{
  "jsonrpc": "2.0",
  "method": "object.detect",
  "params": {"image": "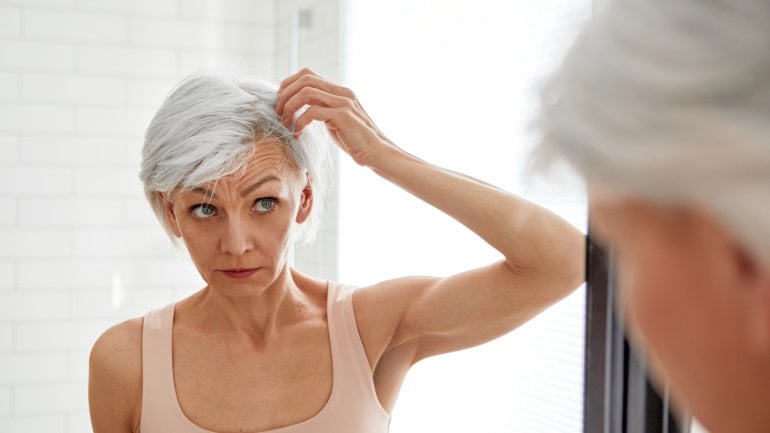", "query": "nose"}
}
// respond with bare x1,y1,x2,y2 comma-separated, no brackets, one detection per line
220,215,253,256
